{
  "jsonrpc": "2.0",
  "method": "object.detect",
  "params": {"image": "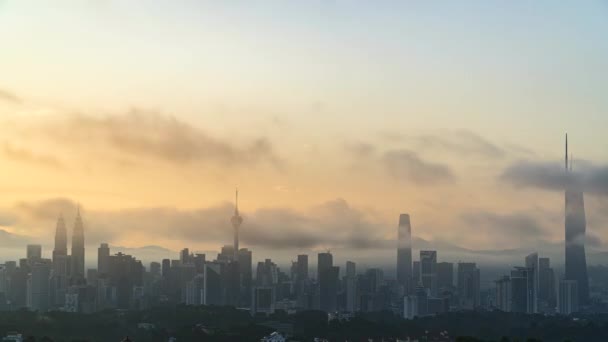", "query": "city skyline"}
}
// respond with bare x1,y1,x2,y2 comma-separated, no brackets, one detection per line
0,1,607,269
